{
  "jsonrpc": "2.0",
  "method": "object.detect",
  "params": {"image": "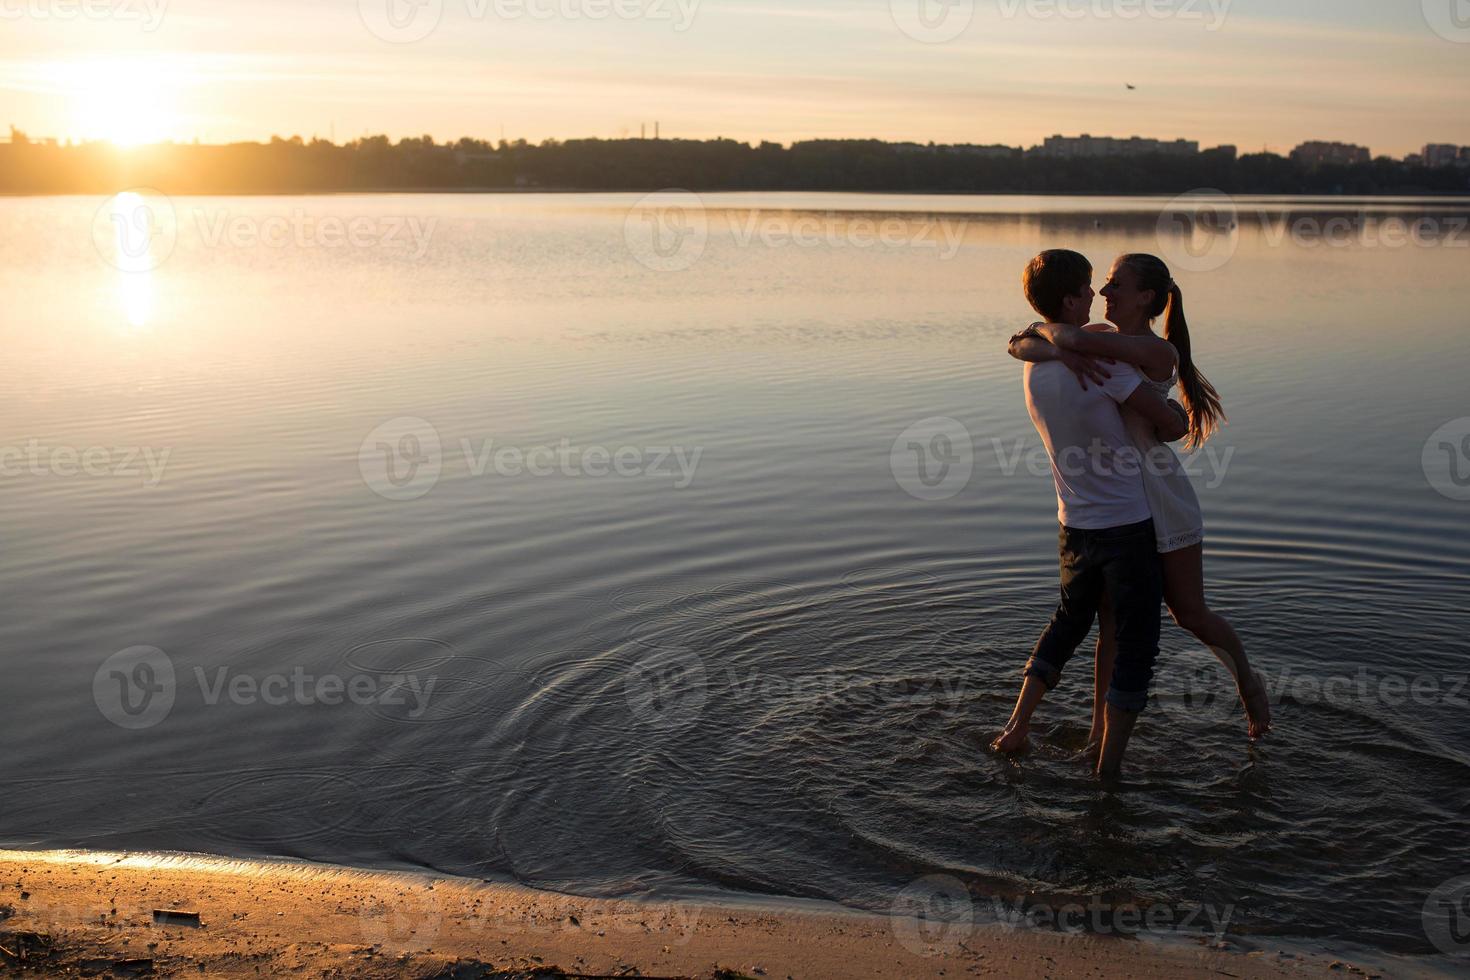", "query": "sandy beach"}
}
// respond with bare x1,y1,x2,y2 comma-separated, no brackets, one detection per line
0,848,1411,979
